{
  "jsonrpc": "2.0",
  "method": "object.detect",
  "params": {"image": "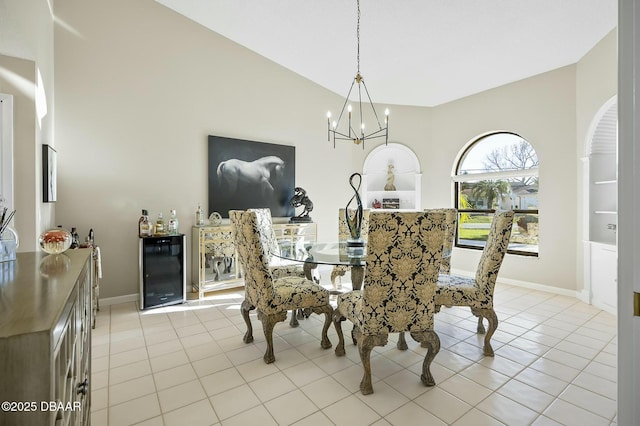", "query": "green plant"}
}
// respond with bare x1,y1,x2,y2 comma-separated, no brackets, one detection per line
470,180,510,209
458,194,472,223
